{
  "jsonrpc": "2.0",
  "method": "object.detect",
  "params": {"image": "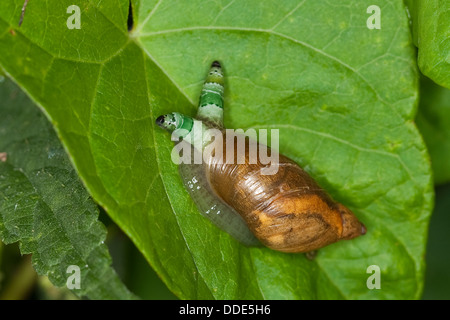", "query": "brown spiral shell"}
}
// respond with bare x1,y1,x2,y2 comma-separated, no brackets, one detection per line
205,131,366,253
